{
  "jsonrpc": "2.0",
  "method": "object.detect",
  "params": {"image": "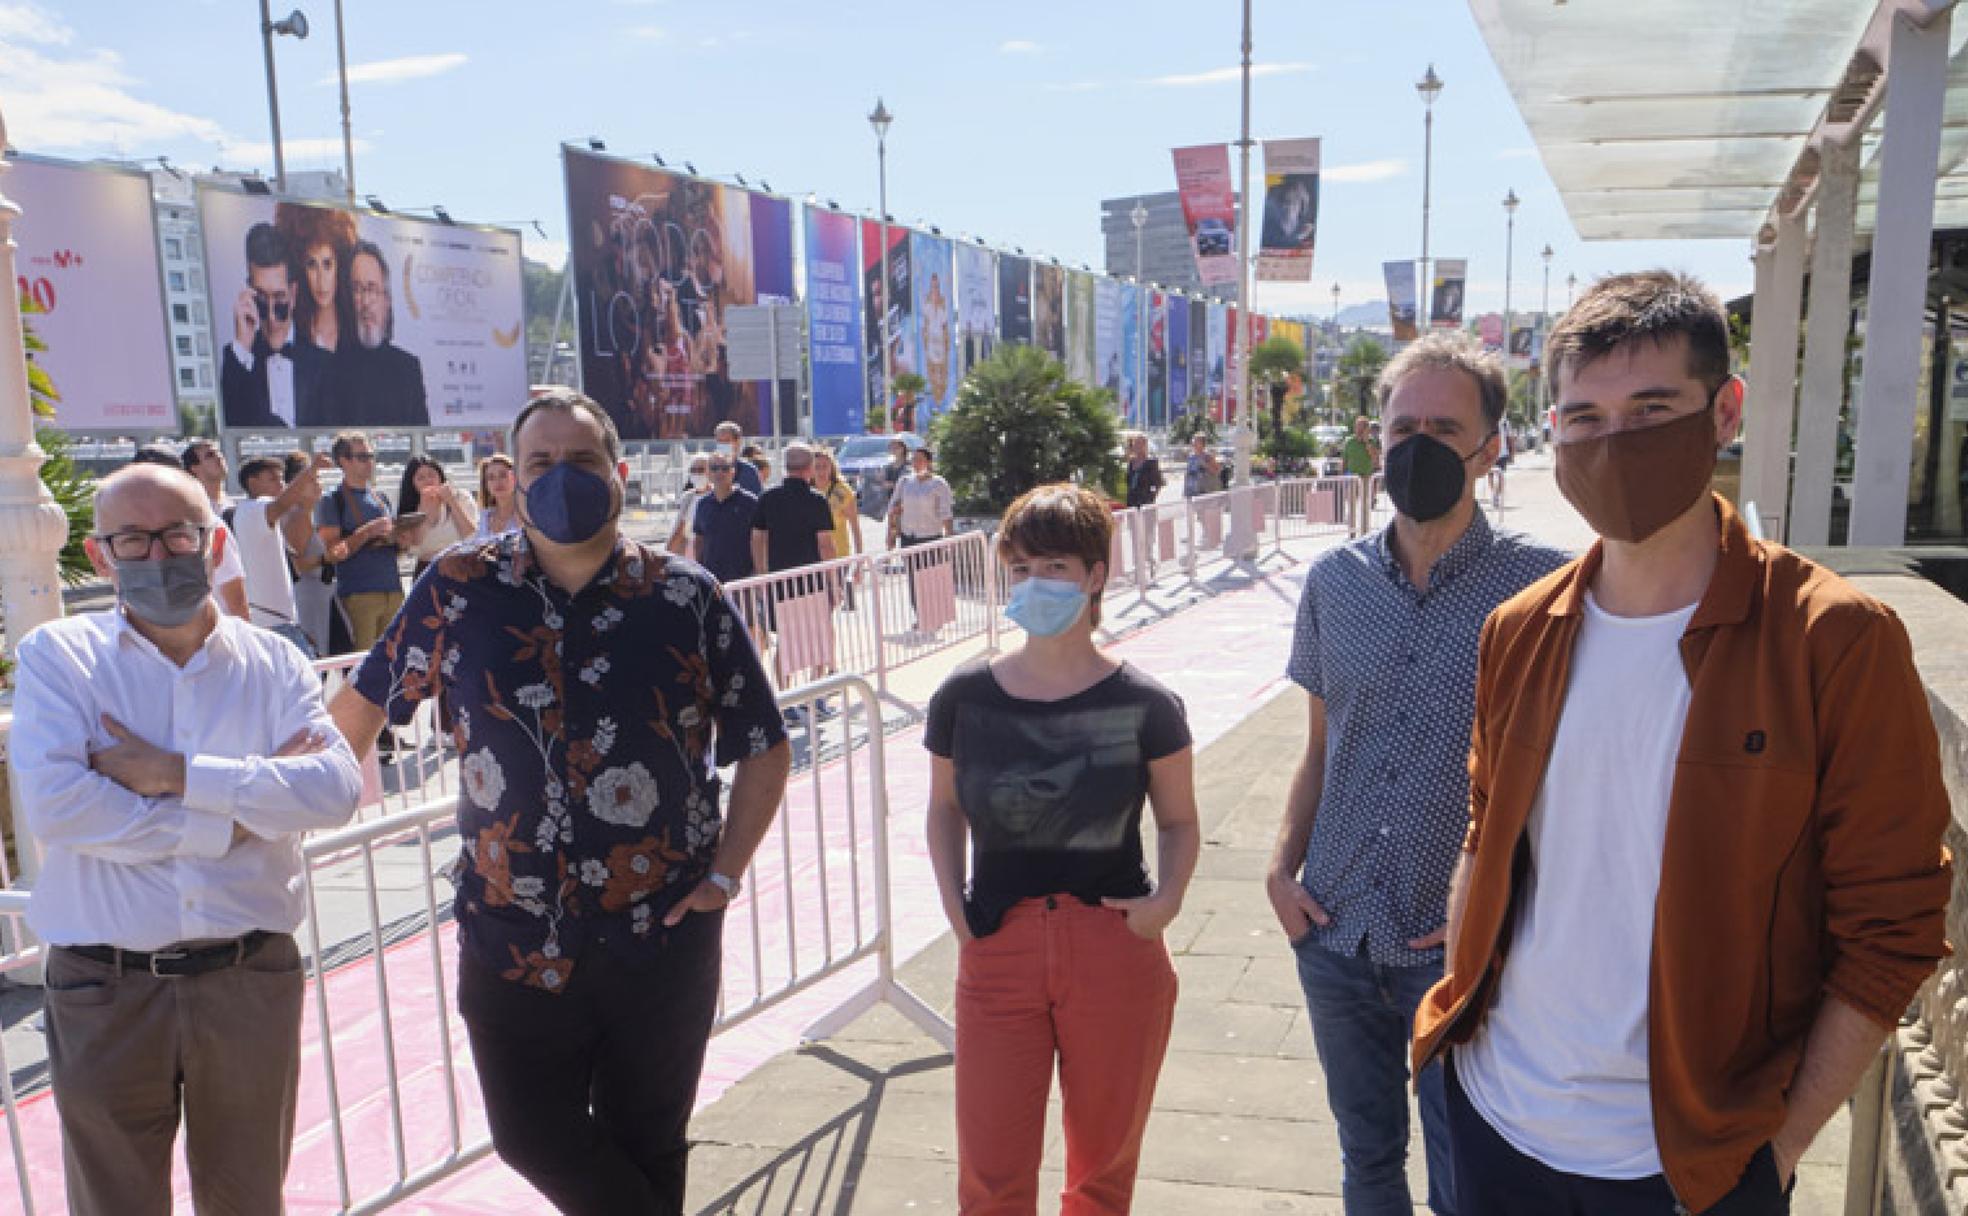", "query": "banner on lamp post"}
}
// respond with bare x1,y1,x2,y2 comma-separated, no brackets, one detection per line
1170,144,1238,286
1430,258,1468,328
1257,138,1320,283
1384,260,1419,341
